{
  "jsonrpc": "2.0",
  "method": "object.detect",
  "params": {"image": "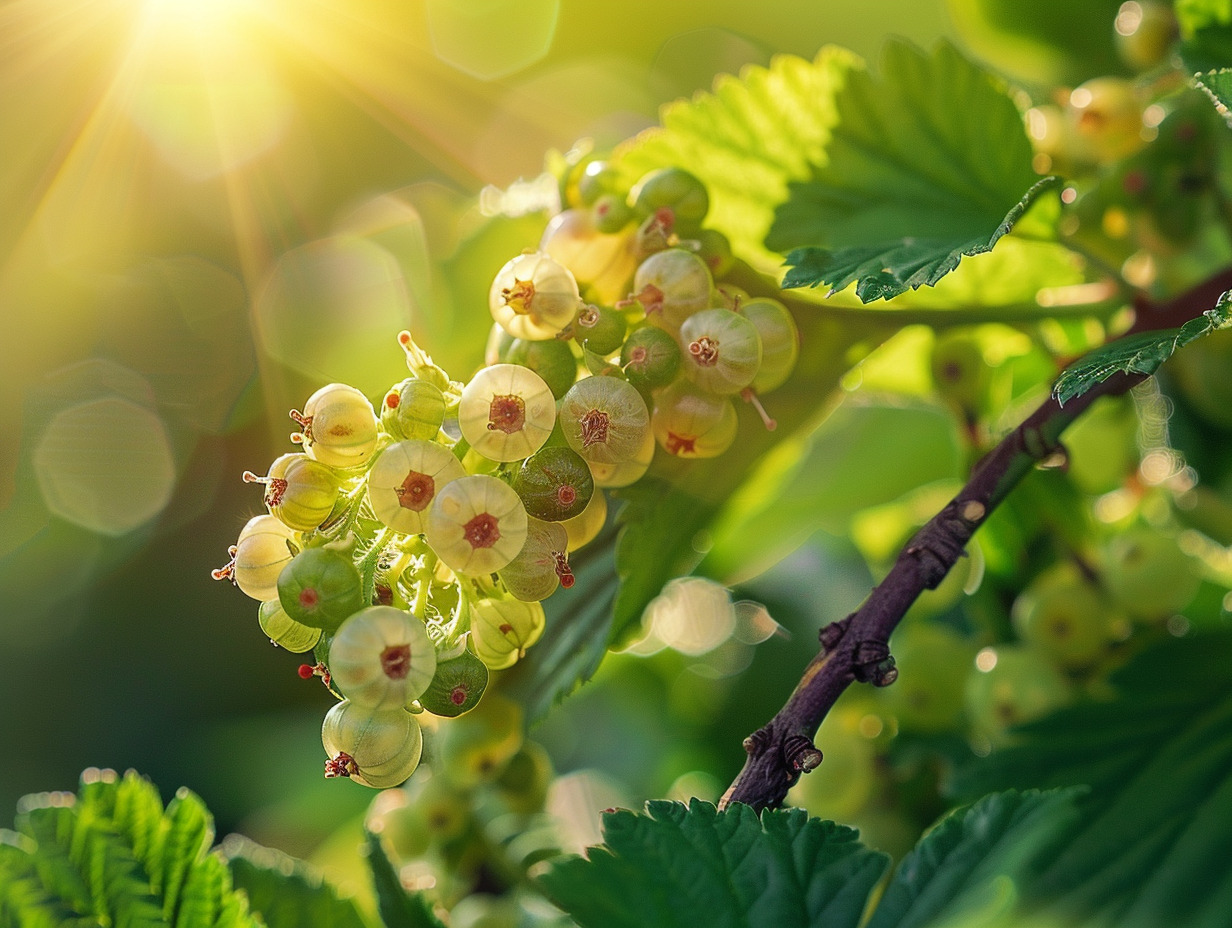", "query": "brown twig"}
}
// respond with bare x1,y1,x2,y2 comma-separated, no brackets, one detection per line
719,269,1230,813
